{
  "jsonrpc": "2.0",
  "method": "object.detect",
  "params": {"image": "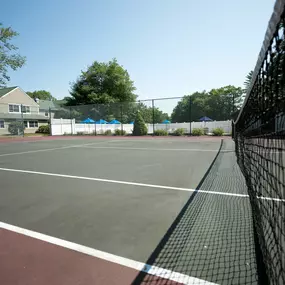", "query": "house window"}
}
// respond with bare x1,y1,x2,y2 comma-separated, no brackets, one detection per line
45,111,49,117
22,106,31,113
0,120,4,128
9,104,20,113
24,121,28,128
29,121,38,128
